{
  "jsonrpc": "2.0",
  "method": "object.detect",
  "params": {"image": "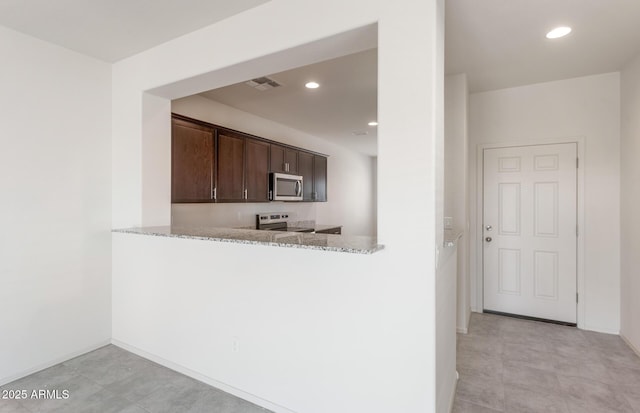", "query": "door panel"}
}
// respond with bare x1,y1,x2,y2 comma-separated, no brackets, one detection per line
499,183,520,235
245,138,270,202
534,182,558,236
270,144,286,173
483,143,577,323
534,251,558,299
498,248,521,295
298,151,314,201
285,149,298,174
217,132,245,201
171,119,214,202
313,155,327,202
